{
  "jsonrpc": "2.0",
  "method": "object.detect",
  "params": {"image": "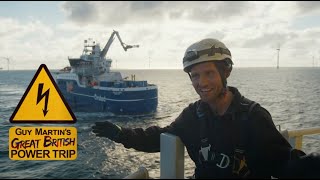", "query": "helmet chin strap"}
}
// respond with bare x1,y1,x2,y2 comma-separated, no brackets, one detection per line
217,66,228,98
219,86,228,97
187,72,192,80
